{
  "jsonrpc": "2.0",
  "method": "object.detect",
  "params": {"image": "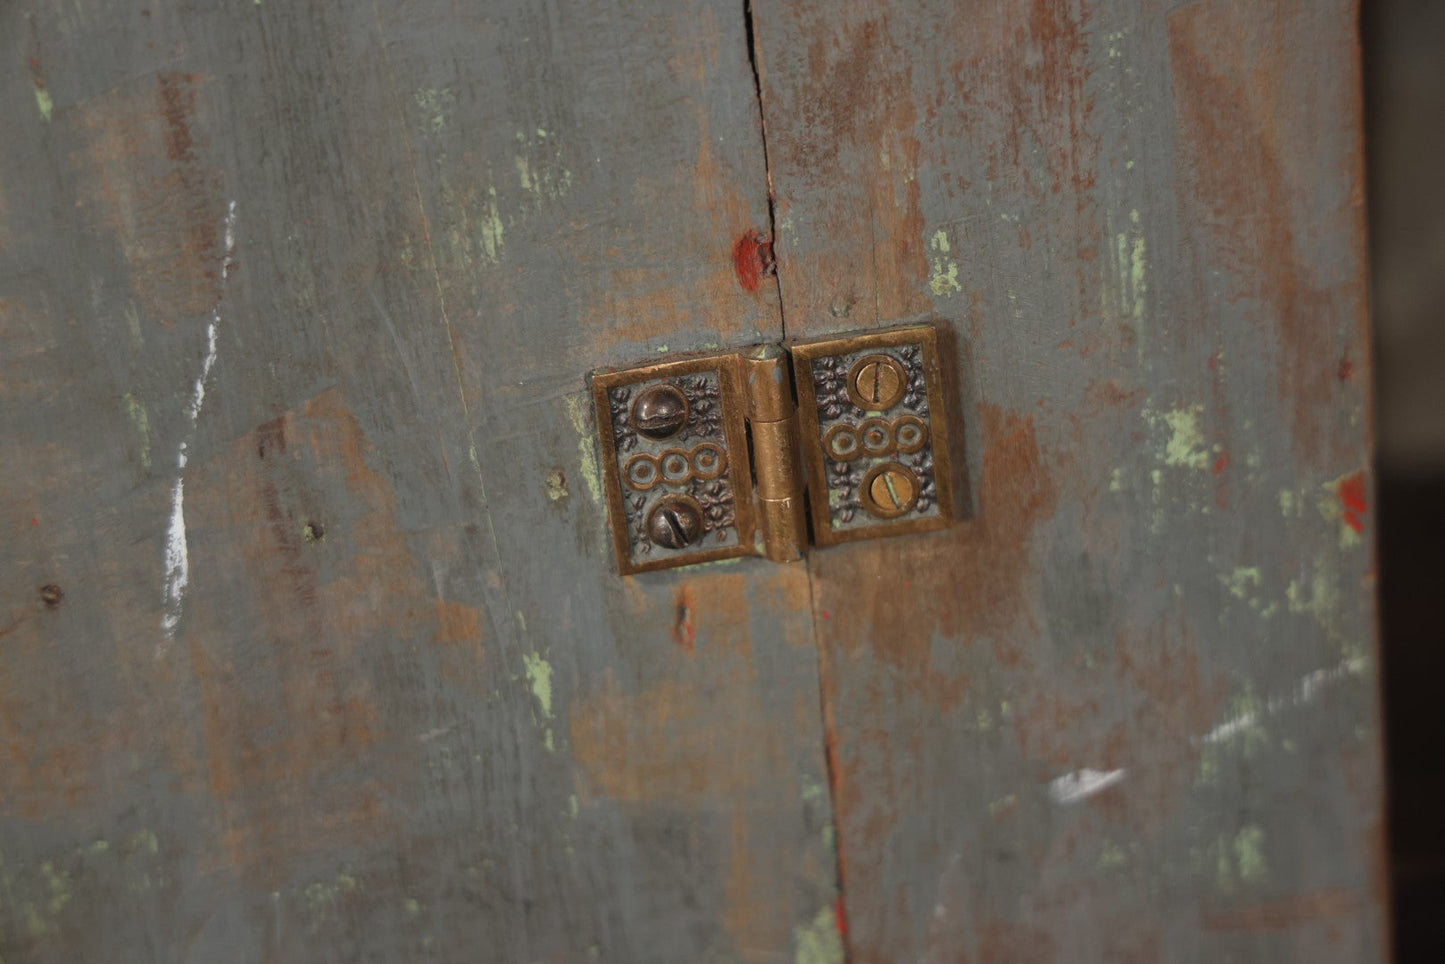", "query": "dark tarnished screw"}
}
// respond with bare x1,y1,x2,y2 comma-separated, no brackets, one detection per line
632,384,689,440
646,497,704,550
